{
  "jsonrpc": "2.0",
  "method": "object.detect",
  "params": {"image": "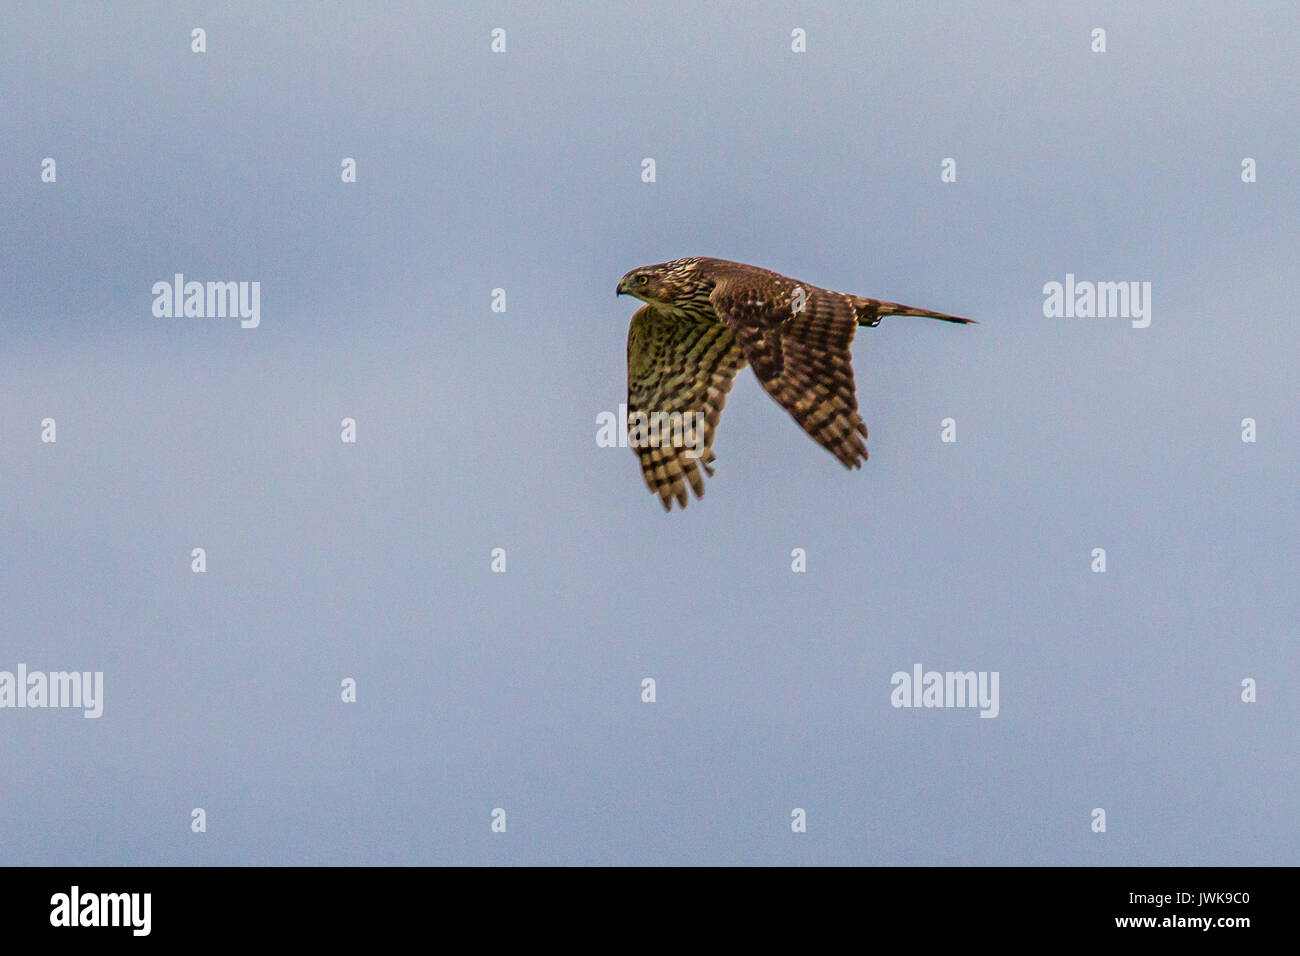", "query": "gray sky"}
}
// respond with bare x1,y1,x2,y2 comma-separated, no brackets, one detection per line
1,1,1296,865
